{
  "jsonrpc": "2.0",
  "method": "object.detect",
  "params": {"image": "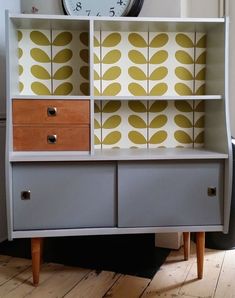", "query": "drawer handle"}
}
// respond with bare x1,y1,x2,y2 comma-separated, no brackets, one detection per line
47,134,57,144
47,107,57,117
21,190,31,200
208,187,216,197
